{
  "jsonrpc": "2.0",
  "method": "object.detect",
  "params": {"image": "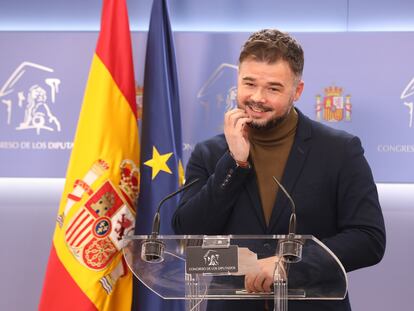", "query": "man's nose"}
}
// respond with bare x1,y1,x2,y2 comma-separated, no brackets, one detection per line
250,88,265,102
